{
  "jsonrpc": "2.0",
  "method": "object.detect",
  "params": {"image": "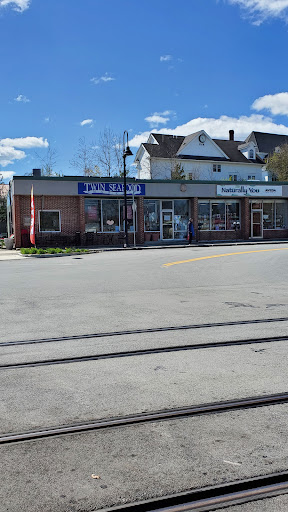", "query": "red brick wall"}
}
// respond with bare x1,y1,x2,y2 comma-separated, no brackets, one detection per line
15,195,81,248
